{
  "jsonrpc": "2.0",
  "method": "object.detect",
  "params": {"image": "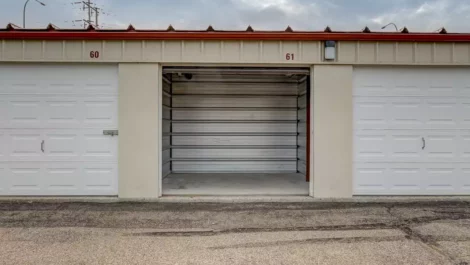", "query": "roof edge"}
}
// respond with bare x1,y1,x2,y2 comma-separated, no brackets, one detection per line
1,31,470,42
